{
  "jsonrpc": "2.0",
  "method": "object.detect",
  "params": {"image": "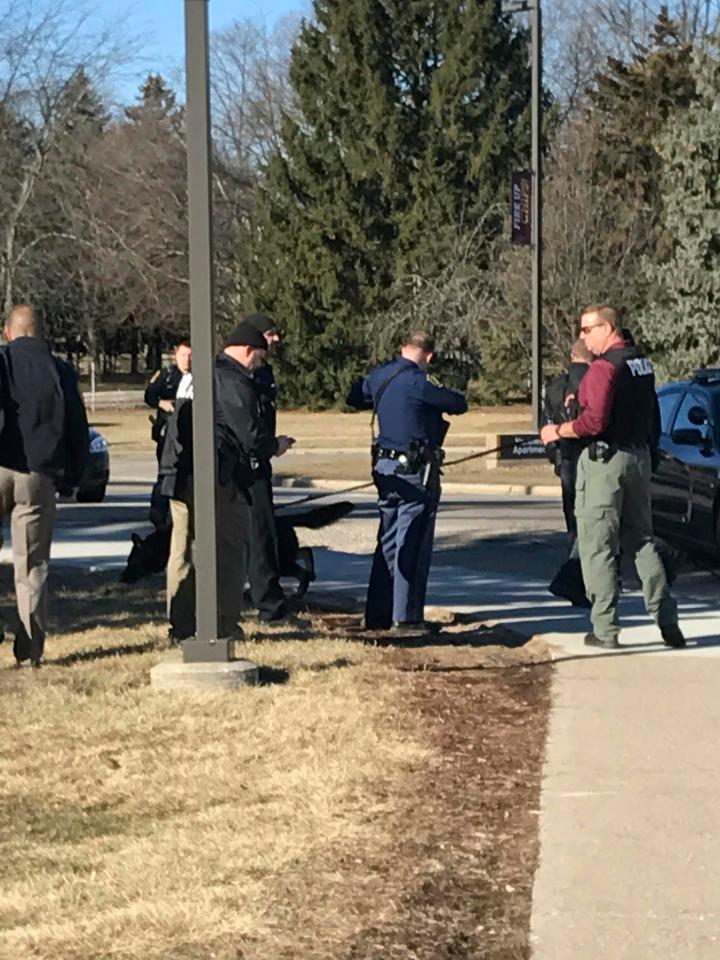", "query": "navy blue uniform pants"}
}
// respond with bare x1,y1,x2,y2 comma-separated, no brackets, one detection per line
365,459,439,629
